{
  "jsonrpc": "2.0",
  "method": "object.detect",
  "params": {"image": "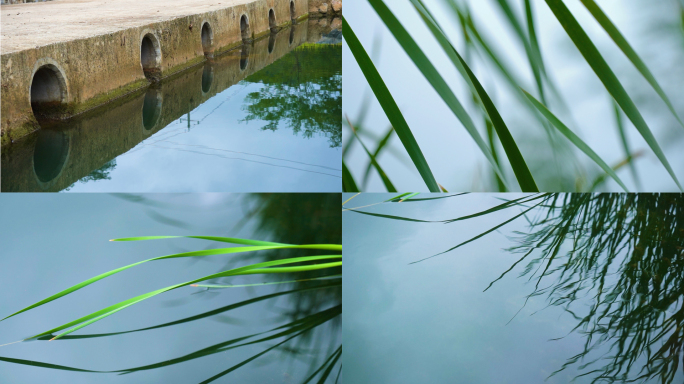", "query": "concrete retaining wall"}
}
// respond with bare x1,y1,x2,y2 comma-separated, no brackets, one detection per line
1,21,336,192
0,0,312,146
